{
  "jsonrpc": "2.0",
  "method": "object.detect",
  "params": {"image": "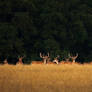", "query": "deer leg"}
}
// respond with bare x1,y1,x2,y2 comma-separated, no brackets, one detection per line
56,60,59,64
56,61,59,64
44,59,47,64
